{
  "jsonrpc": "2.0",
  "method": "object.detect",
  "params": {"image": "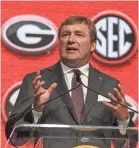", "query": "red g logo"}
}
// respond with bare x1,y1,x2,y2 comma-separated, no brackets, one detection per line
2,15,58,55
